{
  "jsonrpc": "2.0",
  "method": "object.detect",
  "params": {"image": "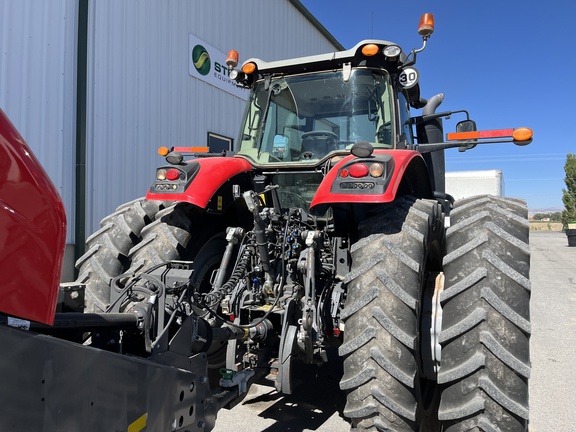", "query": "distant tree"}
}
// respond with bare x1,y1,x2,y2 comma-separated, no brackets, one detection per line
533,212,561,221
562,153,576,226
551,212,562,222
